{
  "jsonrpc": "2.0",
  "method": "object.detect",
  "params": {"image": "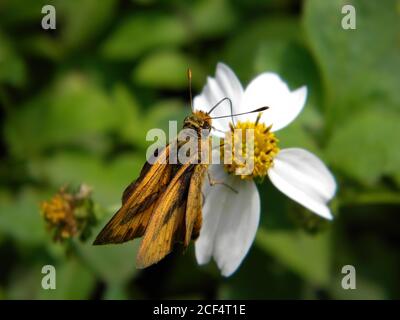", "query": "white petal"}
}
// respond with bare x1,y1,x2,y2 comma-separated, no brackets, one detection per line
195,164,231,265
195,165,260,277
268,148,336,220
214,63,244,111
213,178,260,276
241,73,307,131
193,63,243,133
